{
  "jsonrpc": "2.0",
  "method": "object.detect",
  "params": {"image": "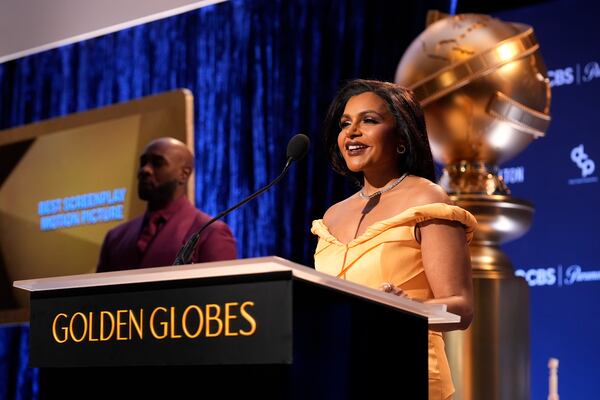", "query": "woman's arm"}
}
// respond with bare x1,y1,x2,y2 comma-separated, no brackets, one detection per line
419,218,474,331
